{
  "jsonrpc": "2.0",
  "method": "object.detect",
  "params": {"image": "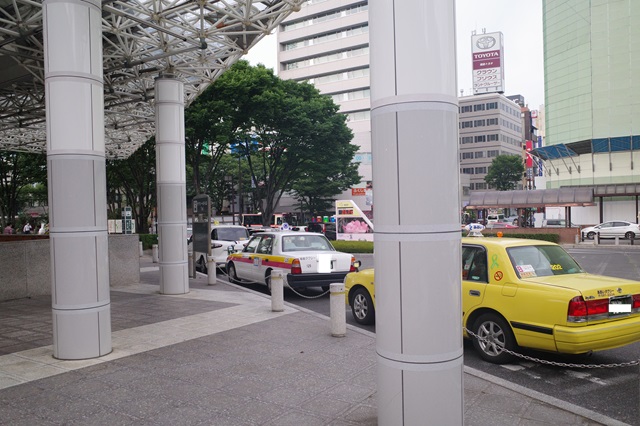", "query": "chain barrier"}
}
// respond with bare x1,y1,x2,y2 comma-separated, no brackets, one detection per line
212,264,331,299
464,327,640,369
